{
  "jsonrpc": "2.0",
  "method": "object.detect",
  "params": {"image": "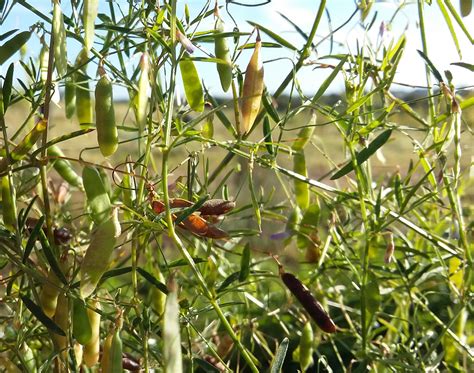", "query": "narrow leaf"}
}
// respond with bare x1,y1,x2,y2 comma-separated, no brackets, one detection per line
331,130,392,180
239,244,251,282
2,63,14,110
20,295,66,336
38,230,67,285
247,21,297,50
137,267,169,294
270,337,289,373
417,50,443,82
0,31,30,65
23,216,45,263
